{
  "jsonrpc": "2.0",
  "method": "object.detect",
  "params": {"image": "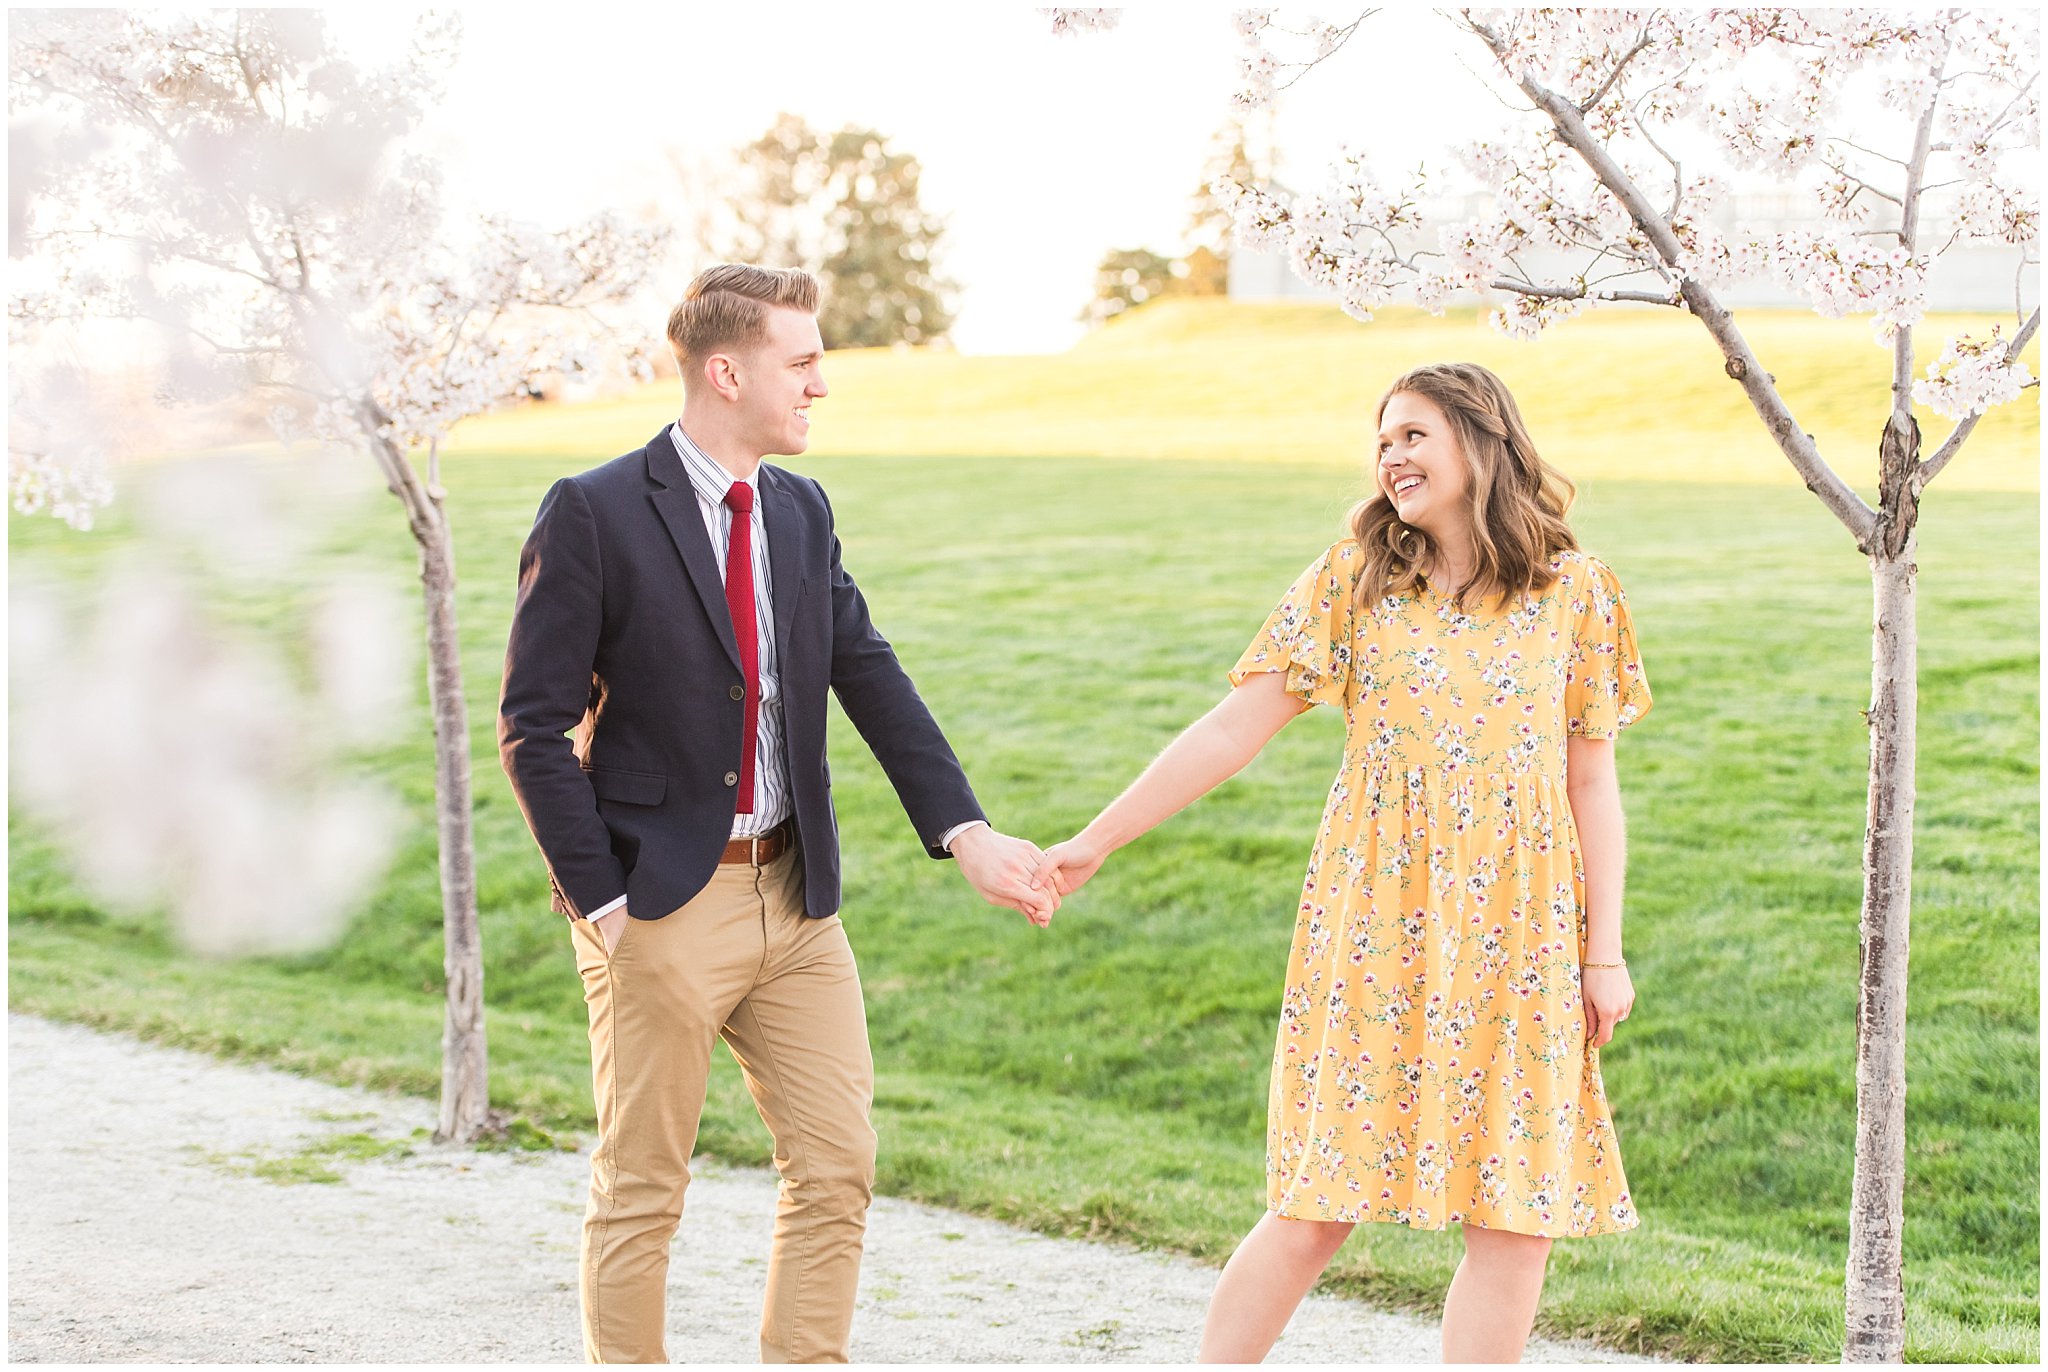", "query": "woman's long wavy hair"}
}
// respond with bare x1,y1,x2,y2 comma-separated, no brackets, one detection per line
1352,362,1579,611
